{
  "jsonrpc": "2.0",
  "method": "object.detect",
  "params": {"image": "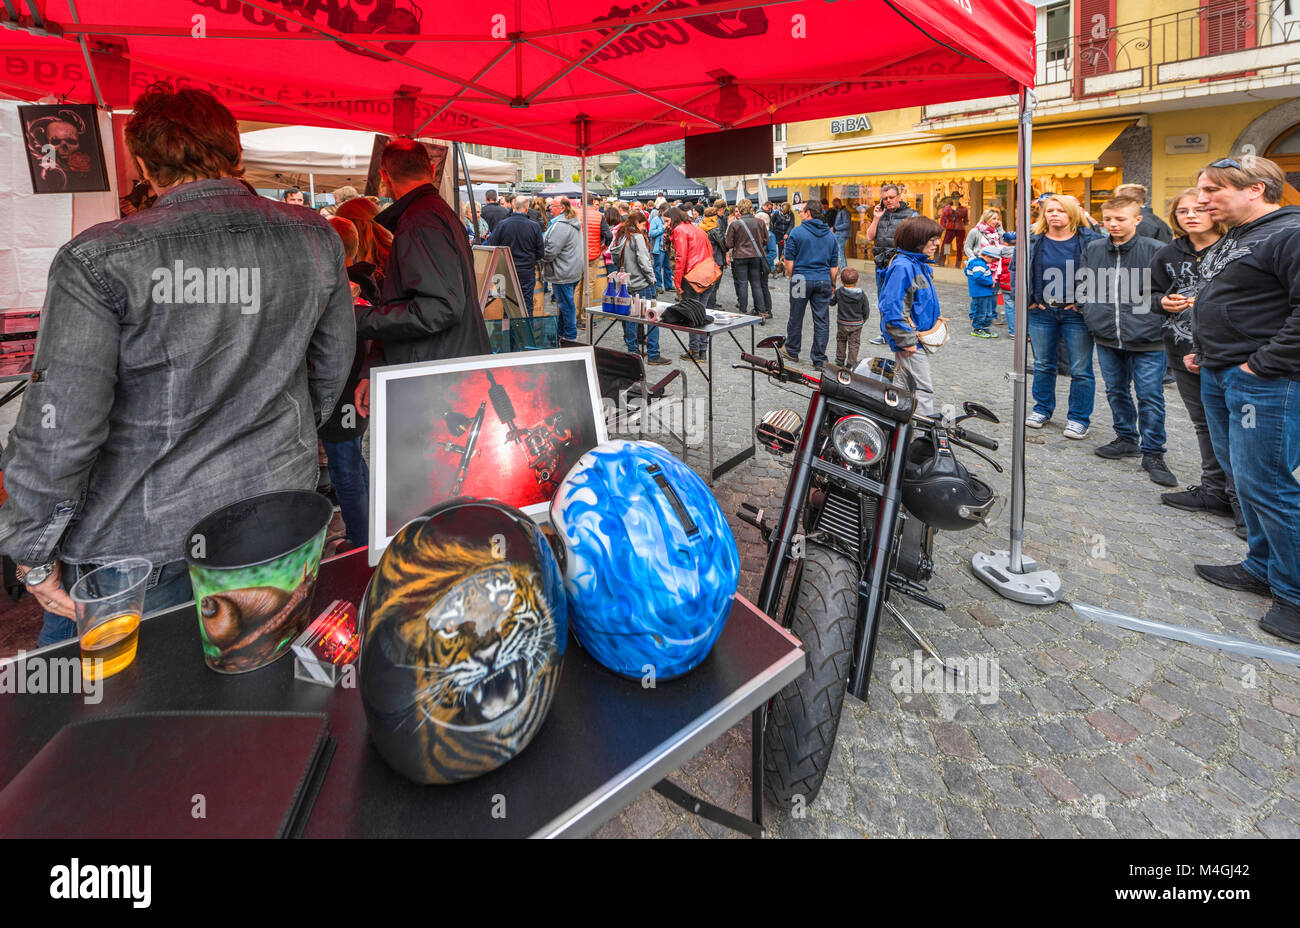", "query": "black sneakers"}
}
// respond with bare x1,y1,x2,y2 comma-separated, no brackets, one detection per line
1193,562,1272,596
1095,438,1141,459
1160,485,1234,515
1260,598,1300,644
1142,453,1177,487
